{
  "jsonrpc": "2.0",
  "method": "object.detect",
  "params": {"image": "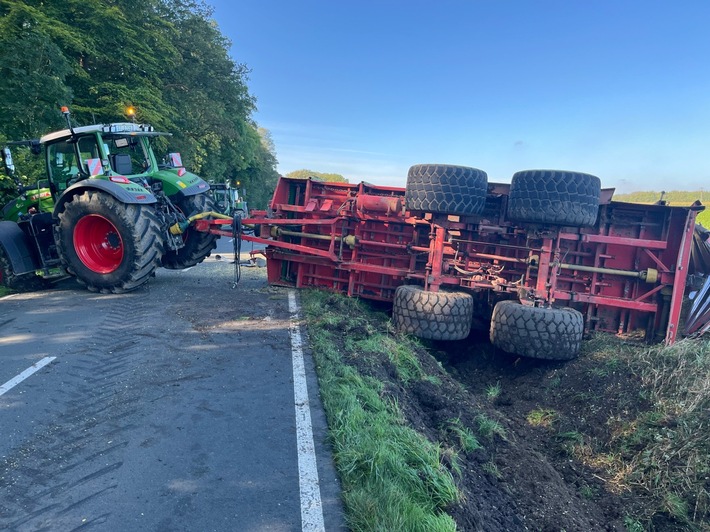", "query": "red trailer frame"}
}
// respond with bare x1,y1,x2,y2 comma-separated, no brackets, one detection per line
198,175,703,347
